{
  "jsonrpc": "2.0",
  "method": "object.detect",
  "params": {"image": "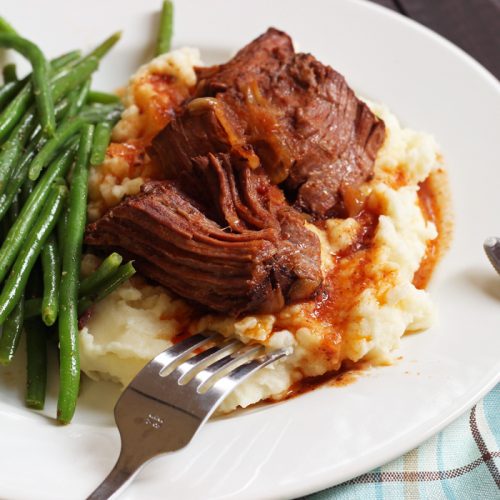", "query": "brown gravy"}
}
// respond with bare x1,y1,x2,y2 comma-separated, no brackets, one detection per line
161,168,452,404
281,167,452,399
414,167,453,289
283,360,371,400
313,210,379,332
